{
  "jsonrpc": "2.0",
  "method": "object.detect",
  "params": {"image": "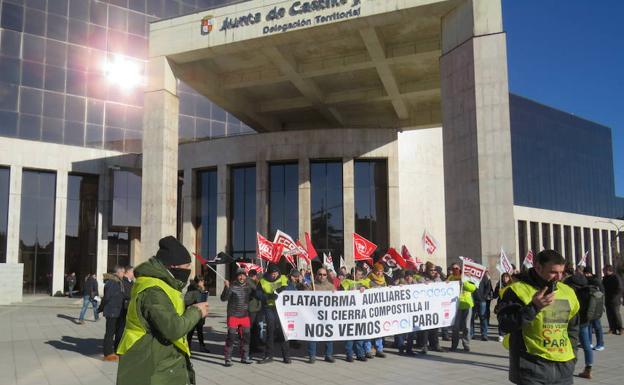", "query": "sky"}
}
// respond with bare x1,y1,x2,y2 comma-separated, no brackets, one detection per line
502,0,624,196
